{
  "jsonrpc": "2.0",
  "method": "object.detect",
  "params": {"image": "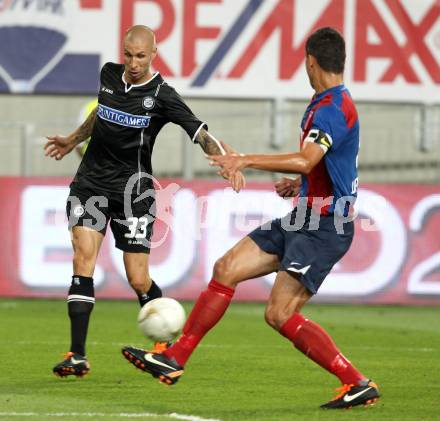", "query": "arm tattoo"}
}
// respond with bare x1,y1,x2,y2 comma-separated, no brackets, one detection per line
72,106,97,145
195,128,225,155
